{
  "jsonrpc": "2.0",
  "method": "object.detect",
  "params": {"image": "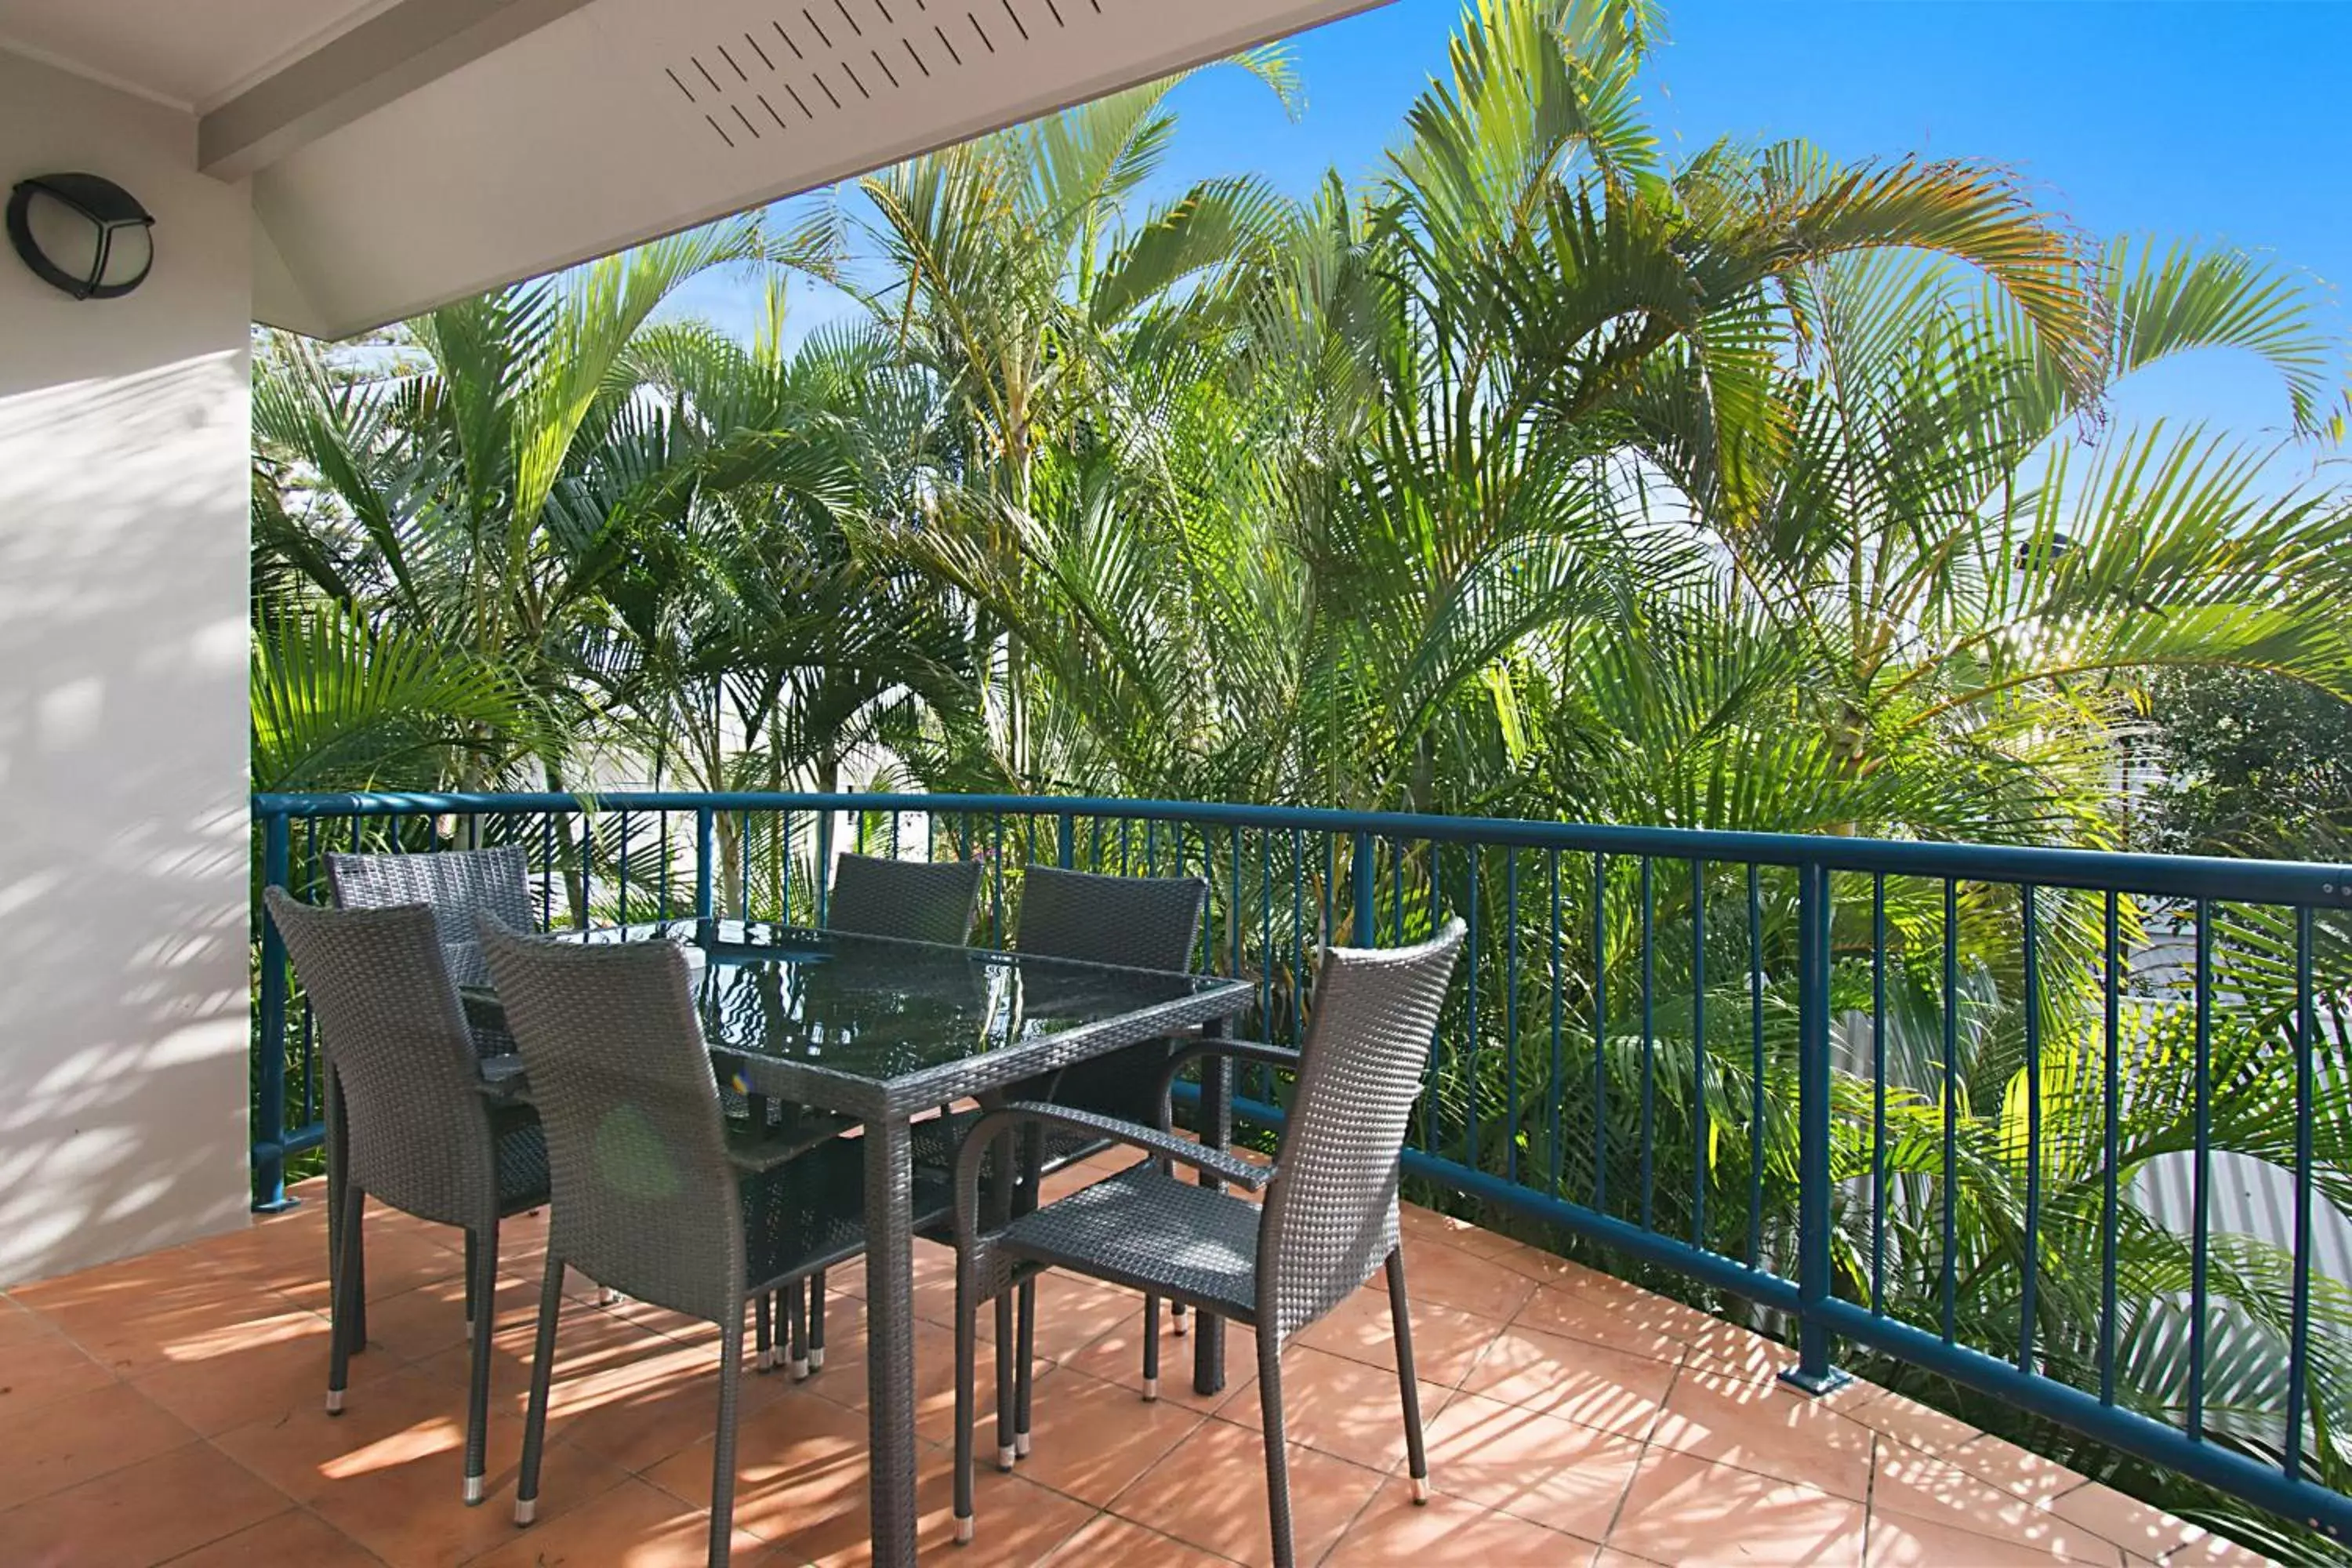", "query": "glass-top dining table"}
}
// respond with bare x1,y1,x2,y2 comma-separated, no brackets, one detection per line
448,919,1254,1566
